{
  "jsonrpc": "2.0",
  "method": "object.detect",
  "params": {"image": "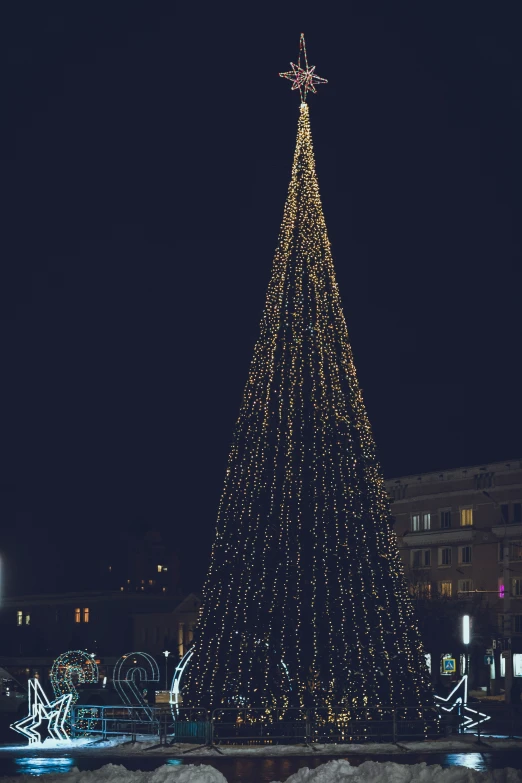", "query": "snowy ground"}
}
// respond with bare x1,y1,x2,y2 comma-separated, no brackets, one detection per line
1,735,522,757
2,758,522,783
